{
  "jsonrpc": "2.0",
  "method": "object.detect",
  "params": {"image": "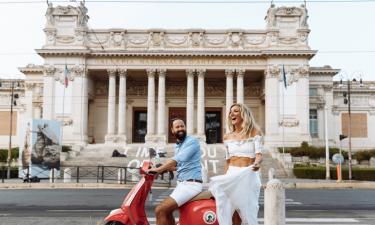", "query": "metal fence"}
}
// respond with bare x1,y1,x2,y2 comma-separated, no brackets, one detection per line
0,165,173,187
